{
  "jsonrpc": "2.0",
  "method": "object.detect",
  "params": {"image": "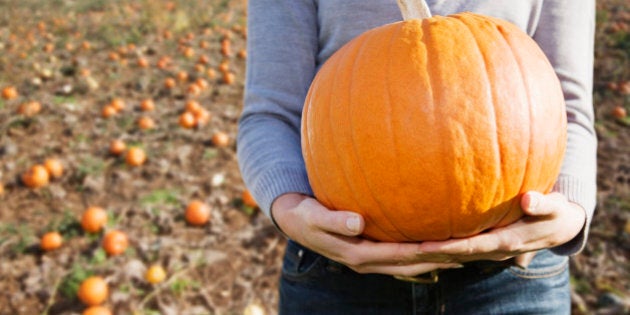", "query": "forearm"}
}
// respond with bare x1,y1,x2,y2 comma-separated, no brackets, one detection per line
237,0,318,216
237,115,313,216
